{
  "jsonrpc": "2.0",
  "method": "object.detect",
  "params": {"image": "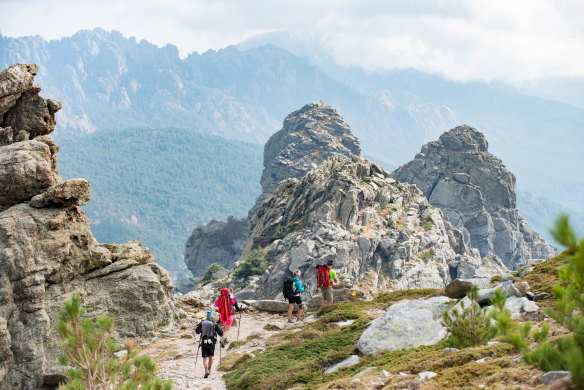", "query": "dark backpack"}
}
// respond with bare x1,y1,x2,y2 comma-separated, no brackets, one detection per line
200,320,217,344
316,265,331,288
282,276,296,298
